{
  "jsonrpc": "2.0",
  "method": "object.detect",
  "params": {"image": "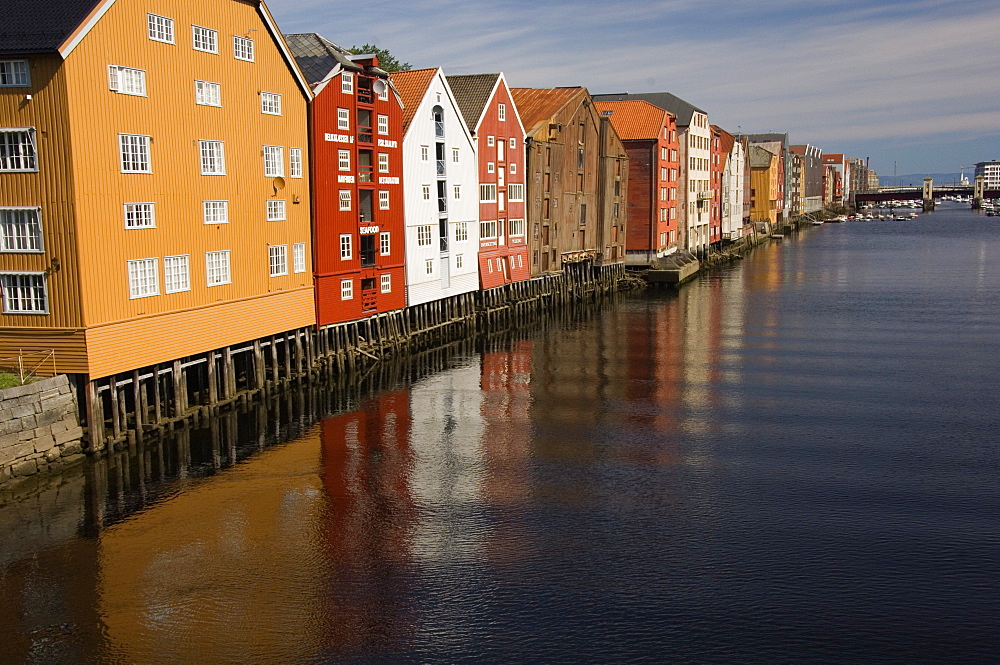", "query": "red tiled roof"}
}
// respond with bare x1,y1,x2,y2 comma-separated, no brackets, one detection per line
389,68,438,133
510,87,586,137
592,100,673,141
